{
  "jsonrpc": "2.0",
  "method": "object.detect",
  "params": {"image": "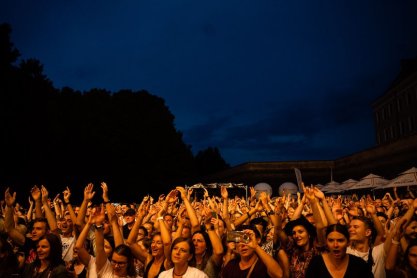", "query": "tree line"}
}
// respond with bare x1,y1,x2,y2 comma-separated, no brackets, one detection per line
0,23,229,203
